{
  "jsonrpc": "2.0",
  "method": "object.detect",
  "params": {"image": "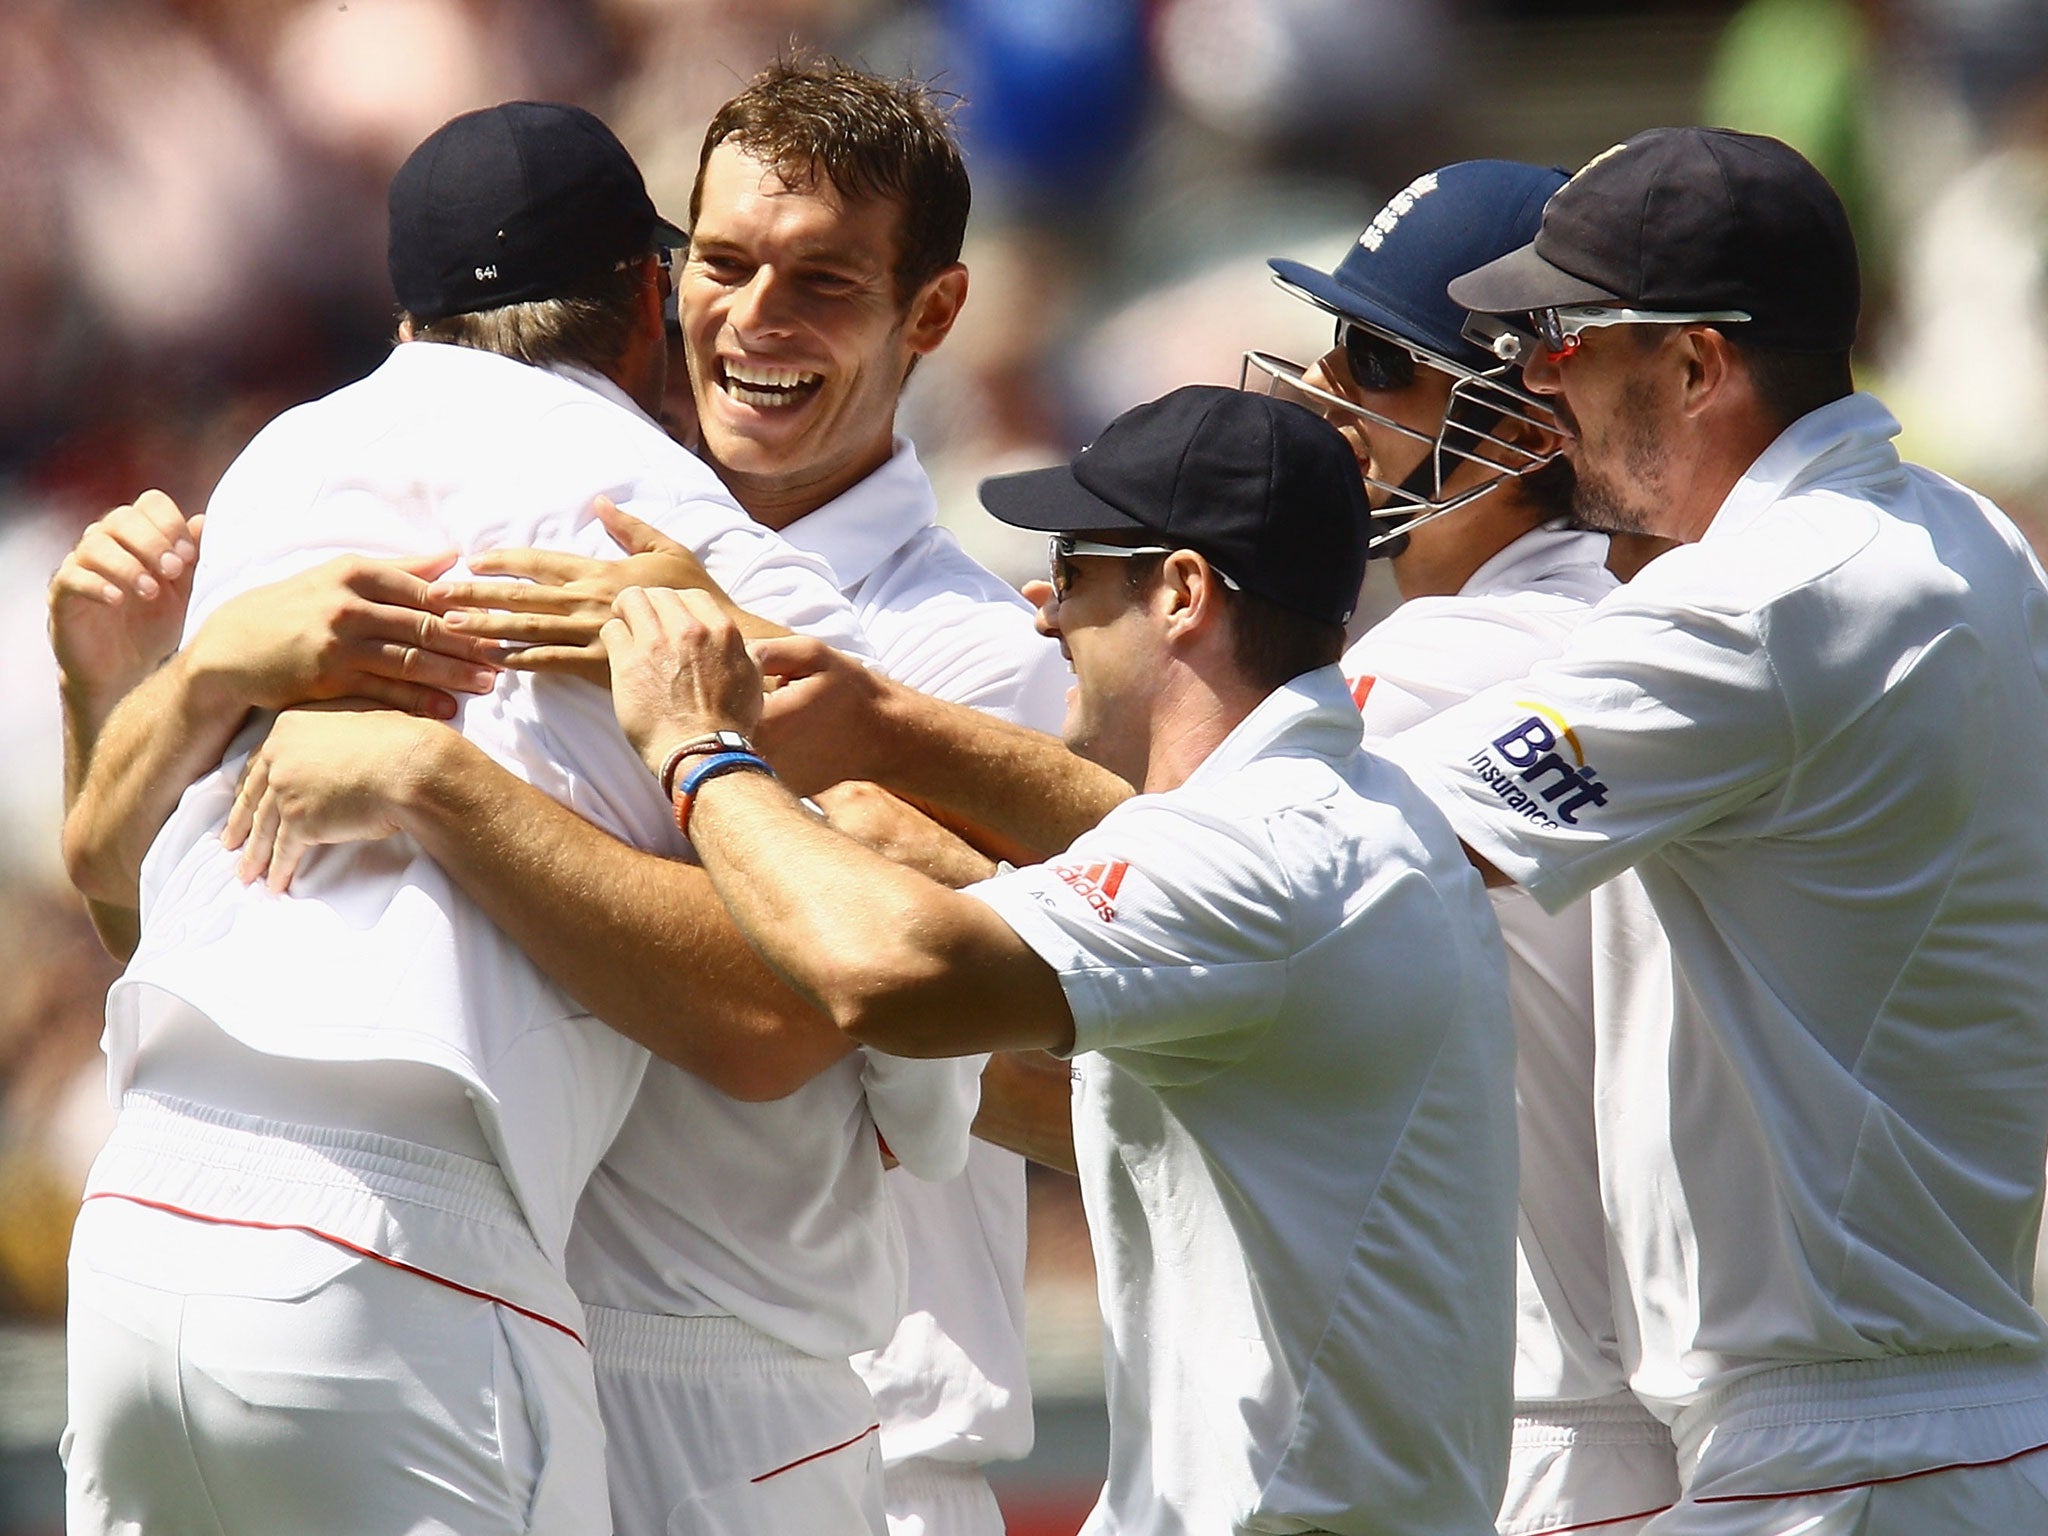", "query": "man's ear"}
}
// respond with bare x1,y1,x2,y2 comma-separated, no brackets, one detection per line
905,263,969,358
1158,549,1229,645
1678,326,1738,420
